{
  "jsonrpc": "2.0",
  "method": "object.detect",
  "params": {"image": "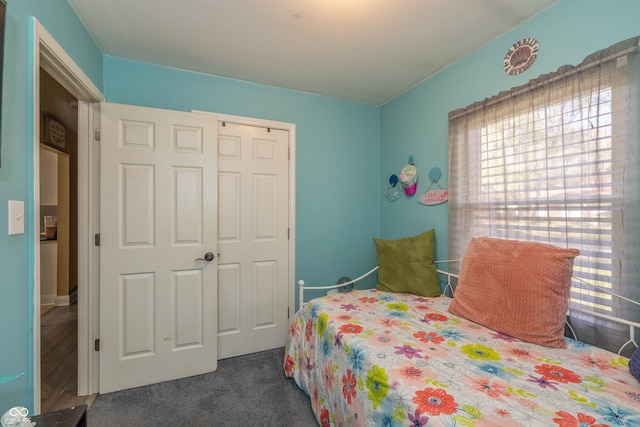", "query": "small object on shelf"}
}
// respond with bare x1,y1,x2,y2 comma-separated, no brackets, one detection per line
44,215,57,239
